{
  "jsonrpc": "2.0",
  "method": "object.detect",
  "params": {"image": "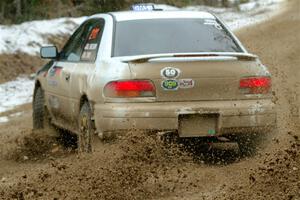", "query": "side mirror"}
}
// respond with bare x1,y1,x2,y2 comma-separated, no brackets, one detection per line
40,46,58,59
